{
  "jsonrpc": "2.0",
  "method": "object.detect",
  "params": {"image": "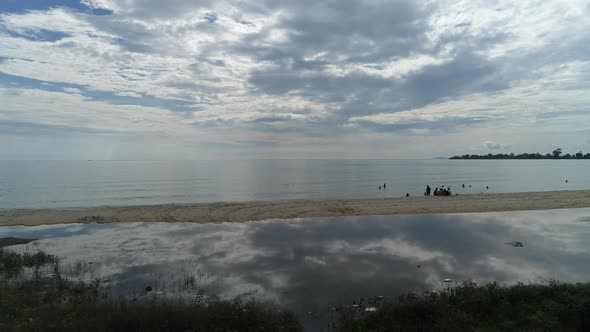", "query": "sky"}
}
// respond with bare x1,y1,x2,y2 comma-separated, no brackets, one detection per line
1,0,589,160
